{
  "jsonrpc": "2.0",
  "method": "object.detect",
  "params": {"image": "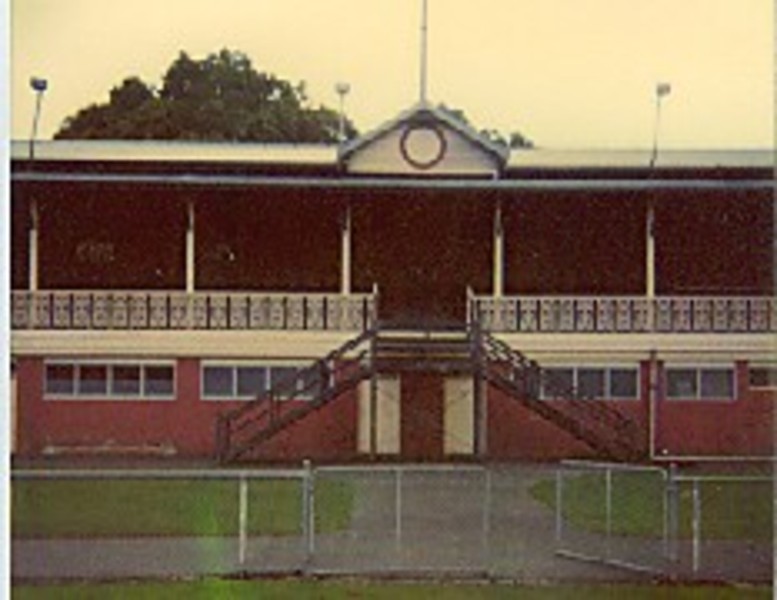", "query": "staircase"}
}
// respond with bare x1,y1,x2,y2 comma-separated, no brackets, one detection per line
471,325,643,462
373,330,473,374
216,328,376,463
216,323,643,463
